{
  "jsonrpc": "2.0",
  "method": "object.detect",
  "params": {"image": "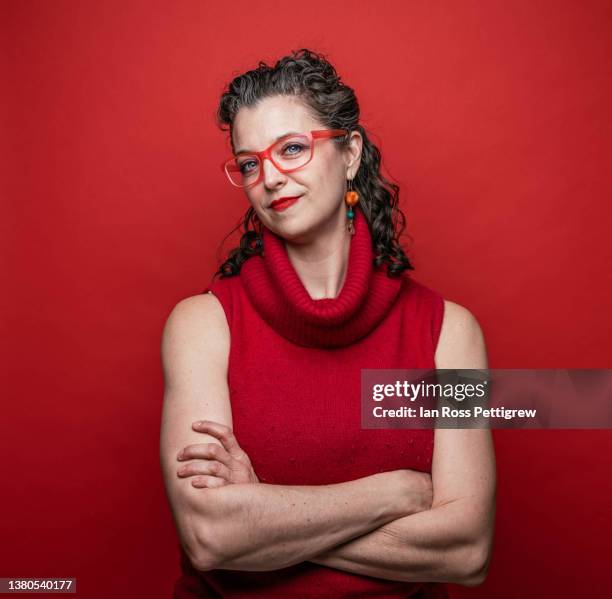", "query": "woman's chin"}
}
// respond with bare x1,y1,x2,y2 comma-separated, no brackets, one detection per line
266,213,318,244
270,221,308,243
